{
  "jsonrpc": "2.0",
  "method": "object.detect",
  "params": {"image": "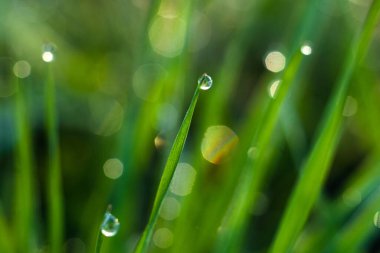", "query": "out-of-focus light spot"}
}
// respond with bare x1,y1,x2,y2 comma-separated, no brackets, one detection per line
374,211,380,228
158,0,180,18
133,64,166,101
251,192,269,216
153,228,174,249
301,43,313,55
42,51,54,62
13,60,31,78
264,51,286,73
268,80,281,99
201,125,239,164
155,103,178,131
189,11,211,52
170,163,197,196
149,16,186,57
342,188,362,207
88,95,124,136
159,197,181,220
154,135,166,149
343,96,358,117
103,158,123,179
247,147,259,159
64,238,86,253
